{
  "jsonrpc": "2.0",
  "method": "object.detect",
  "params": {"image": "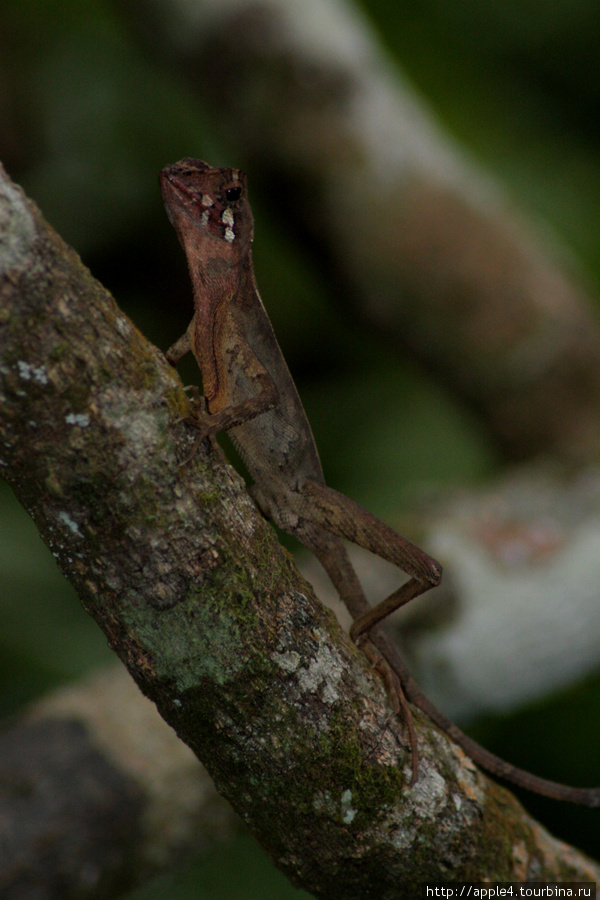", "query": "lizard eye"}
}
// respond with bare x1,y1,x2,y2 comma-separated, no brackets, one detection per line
225,186,242,202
